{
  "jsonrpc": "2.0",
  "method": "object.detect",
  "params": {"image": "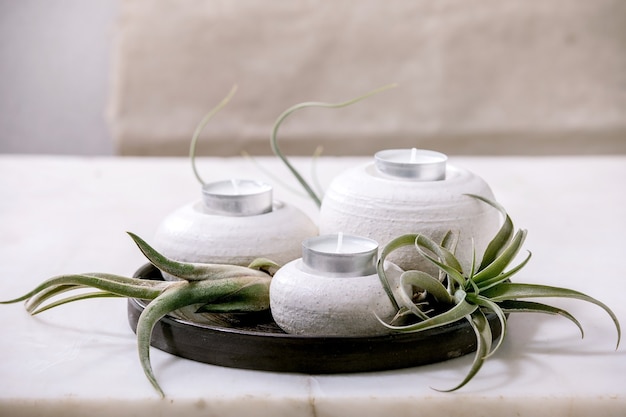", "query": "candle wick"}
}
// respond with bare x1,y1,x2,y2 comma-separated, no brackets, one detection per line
336,232,344,253
231,179,240,195
410,147,418,163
